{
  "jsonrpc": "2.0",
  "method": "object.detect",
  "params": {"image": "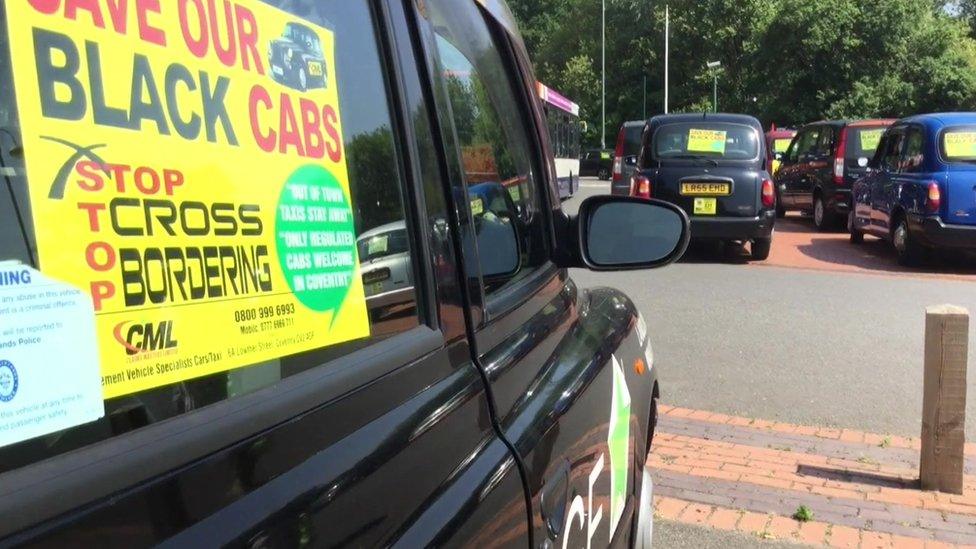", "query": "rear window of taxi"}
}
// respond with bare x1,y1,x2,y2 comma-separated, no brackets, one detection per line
941,127,976,162
847,126,887,159
653,123,760,160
